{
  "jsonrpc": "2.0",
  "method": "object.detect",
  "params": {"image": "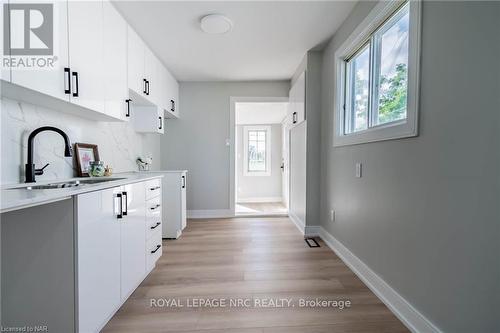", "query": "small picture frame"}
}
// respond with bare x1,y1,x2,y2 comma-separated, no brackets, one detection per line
74,143,100,177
